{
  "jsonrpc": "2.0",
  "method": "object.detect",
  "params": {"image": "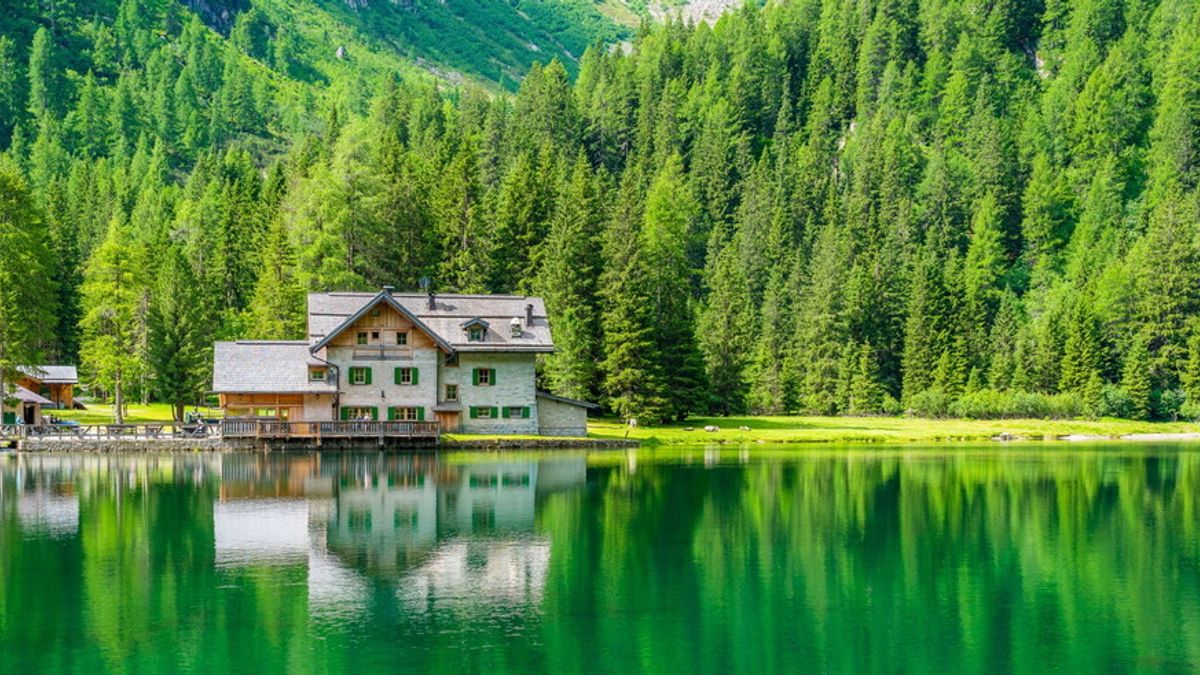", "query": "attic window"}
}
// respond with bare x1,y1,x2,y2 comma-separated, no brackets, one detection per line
396,331,408,346
309,368,327,382
468,326,485,342
356,332,368,345
370,308,381,317
510,318,522,338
